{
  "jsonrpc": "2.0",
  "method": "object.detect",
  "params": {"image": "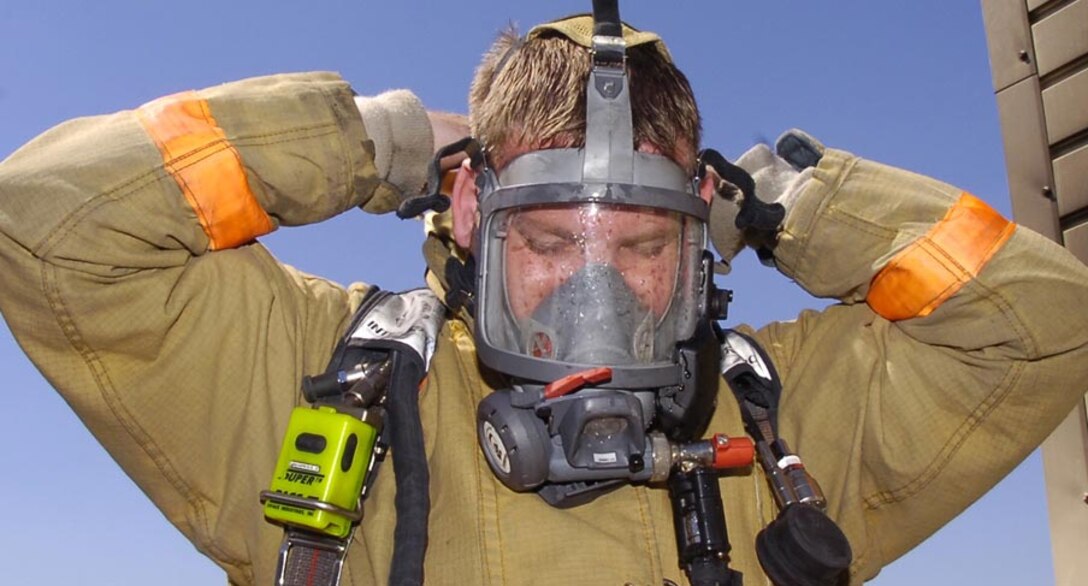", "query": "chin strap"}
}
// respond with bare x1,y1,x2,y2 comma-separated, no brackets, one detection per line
442,254,476,317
